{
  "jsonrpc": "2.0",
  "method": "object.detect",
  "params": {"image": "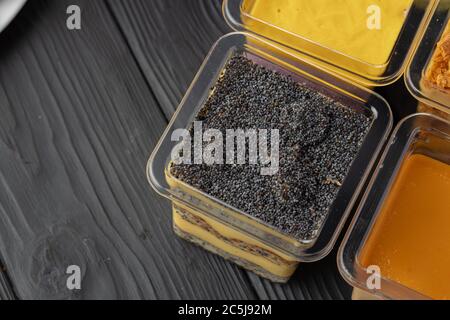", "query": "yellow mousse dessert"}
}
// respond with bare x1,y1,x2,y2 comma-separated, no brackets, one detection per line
241,0,413,77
